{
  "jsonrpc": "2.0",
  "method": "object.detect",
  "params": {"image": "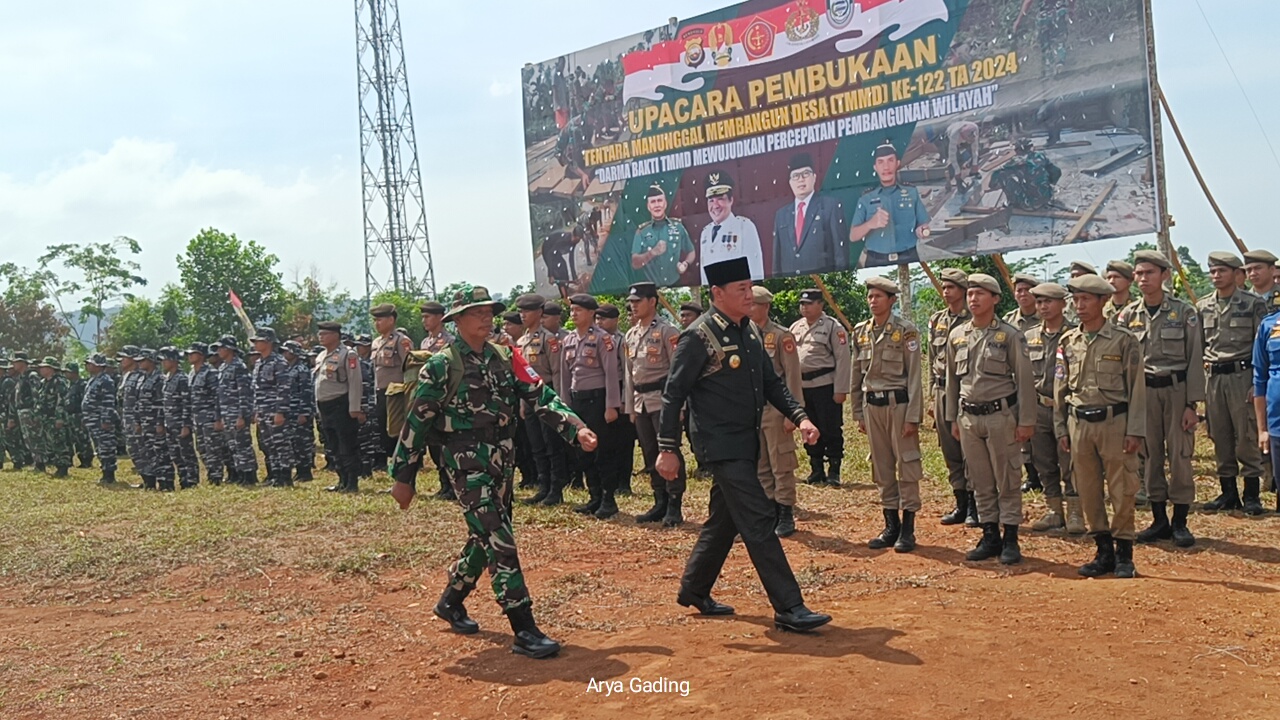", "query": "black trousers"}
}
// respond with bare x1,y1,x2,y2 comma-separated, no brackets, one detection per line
802,383,844,463
614,414,636,490
635,408,685,494
680,459,804,613
569,390,618,494
318,398,360,485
